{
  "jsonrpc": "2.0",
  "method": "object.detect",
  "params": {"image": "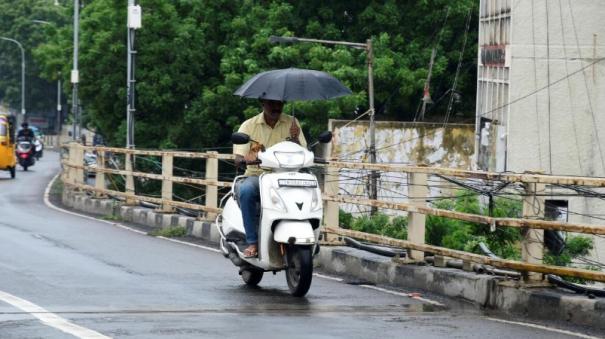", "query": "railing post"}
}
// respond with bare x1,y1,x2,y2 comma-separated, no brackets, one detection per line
204,151,219,220
125,152,136,204
323,165,340,241
64,142,75,185
407,172,428,261
94,148,106,197
160,152,175,212
74,143,84,186
522,181,546,282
